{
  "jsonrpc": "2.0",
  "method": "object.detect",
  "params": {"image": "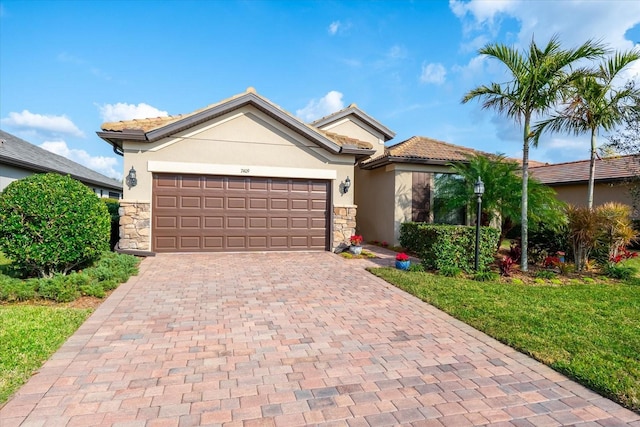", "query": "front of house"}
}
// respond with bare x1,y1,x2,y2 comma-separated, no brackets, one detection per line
100,88,637,255
98,88,389,253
